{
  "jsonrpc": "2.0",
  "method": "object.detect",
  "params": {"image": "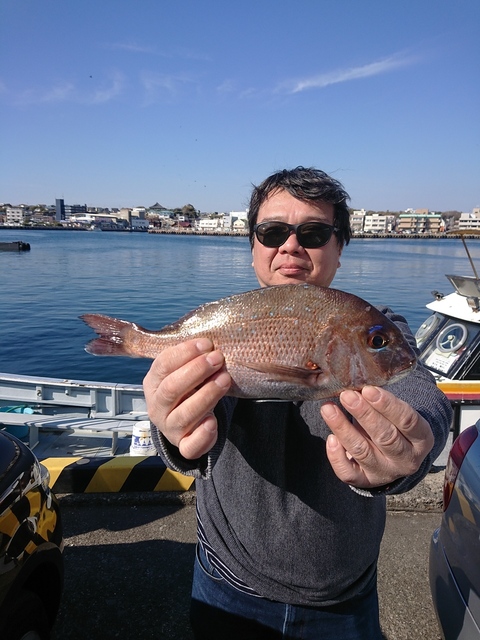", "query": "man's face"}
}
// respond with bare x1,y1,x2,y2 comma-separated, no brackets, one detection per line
252,189,342,288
